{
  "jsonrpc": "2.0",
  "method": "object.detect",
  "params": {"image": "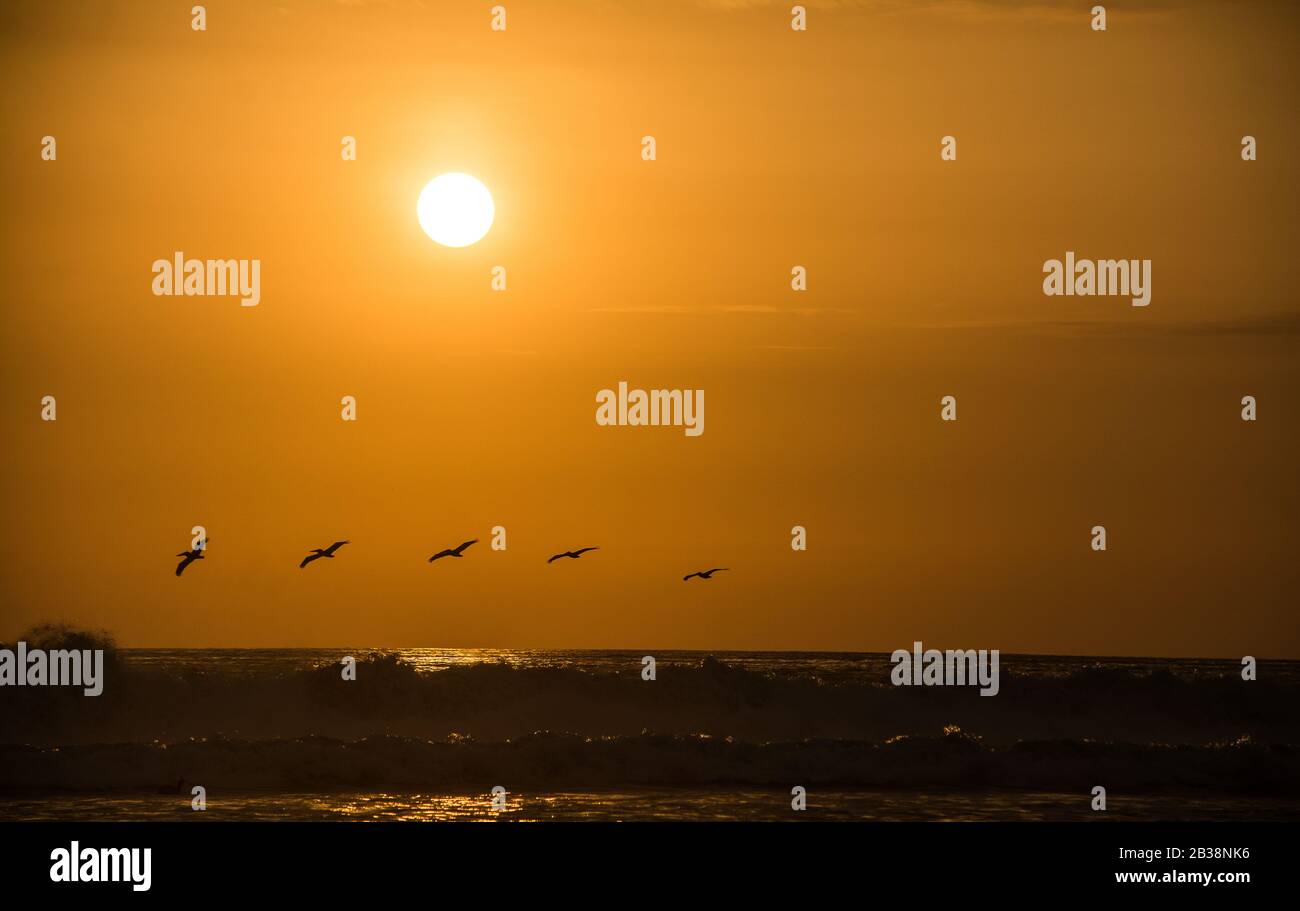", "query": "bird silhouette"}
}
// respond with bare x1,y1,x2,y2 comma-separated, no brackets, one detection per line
429,539,478,562
547,547,599,563
683,568,728,581
175,540,208,577
300,540,349,568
